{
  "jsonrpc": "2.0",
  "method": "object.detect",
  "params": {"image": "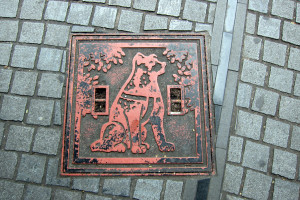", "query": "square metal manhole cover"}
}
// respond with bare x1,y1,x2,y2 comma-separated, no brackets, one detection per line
62,34,215,176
